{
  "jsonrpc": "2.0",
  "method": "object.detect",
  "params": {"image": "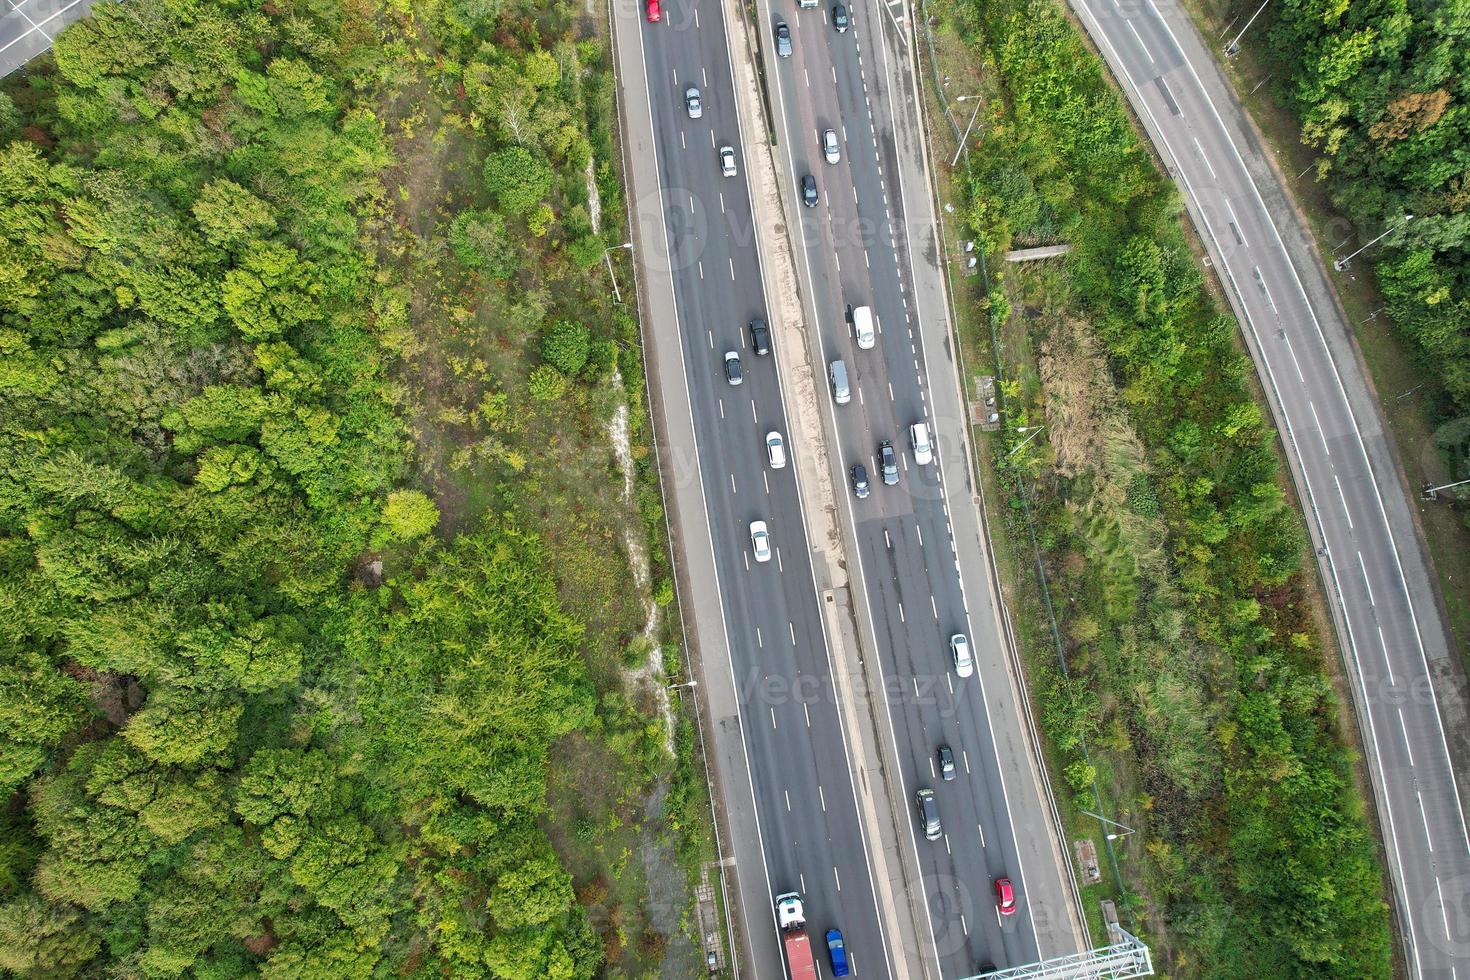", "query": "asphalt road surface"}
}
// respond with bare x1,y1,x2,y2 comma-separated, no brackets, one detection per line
629,1,906,976
1070,0,1470,974
761,0,1075,973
